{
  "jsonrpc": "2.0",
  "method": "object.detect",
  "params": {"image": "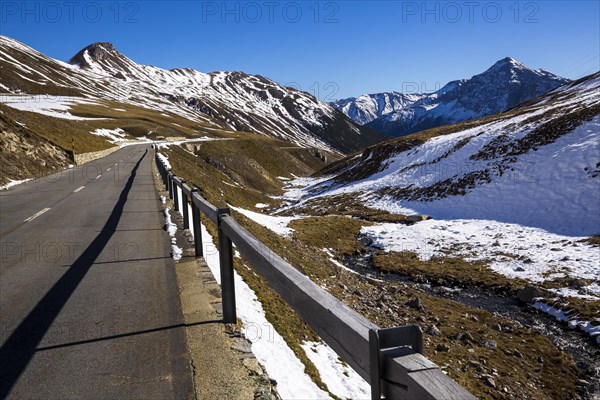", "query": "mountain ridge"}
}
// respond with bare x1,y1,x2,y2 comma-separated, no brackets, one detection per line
331,57,570,137
0,36,386,154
